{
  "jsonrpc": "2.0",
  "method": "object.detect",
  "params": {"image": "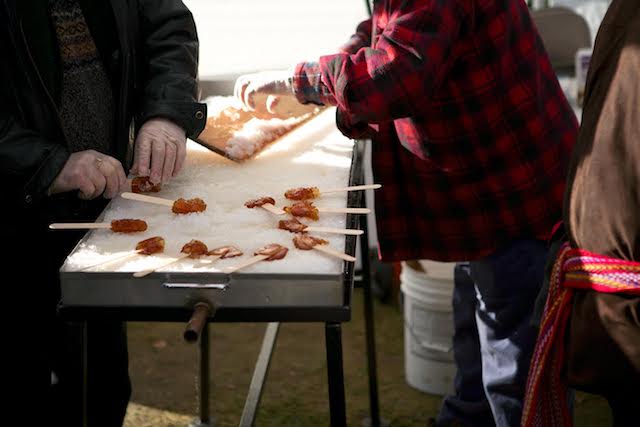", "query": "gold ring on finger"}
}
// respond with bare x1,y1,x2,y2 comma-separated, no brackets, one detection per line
95,157,104,169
